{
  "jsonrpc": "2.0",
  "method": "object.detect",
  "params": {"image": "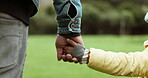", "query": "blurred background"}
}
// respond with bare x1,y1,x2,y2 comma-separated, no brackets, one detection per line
24,0,148,78
29,0,148,35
